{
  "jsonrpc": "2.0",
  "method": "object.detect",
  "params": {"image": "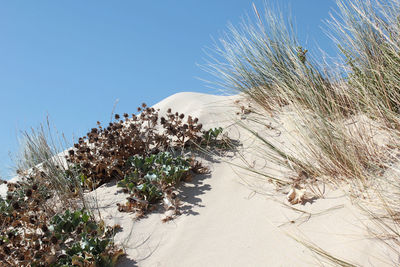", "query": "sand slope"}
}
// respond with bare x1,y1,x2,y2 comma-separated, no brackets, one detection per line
2,92,397,266
88,92,396,266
